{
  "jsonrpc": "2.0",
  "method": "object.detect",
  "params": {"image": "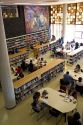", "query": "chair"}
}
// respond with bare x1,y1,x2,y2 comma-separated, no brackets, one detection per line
59,84,67,93
48,108,62,125
31,102,45,120
67,112,81,125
